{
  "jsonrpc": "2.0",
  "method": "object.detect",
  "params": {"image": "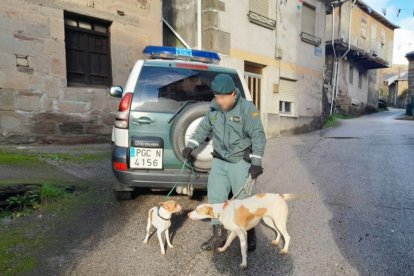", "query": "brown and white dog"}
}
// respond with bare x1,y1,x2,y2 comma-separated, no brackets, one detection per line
143,200,182,255
188,193,295,268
